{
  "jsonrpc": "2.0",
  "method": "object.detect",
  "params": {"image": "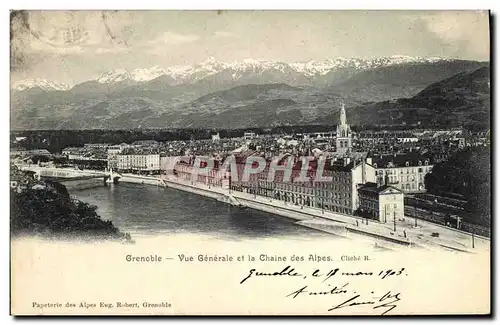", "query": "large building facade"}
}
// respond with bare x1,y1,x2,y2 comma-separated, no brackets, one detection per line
229,154,375,215
117,148,160,173
372,155,433,193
